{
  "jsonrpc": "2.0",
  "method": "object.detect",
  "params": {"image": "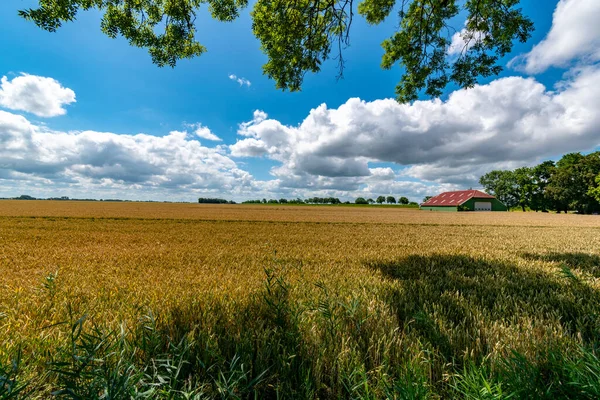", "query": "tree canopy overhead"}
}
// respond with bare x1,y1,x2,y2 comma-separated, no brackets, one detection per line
19,0,534,102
